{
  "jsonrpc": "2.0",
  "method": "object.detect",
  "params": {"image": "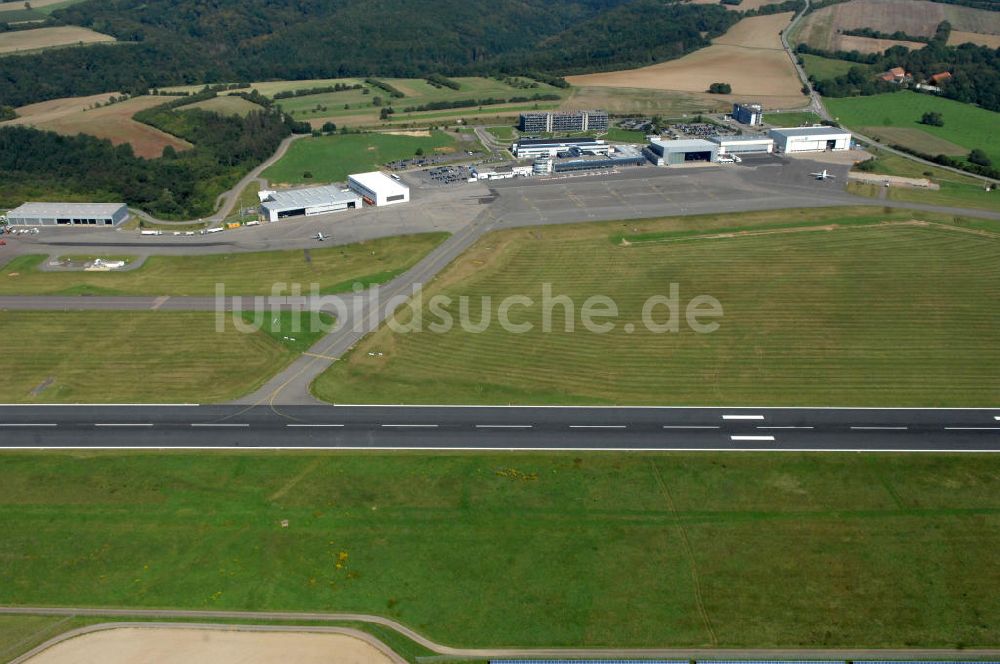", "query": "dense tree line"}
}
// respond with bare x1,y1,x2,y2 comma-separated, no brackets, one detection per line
401,93,561,112
886,141,1000,178
841,27,931,44
0,104,291,217
806,40,1000,111
425,74,461,90
273,83,363,100
0,0,738,106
